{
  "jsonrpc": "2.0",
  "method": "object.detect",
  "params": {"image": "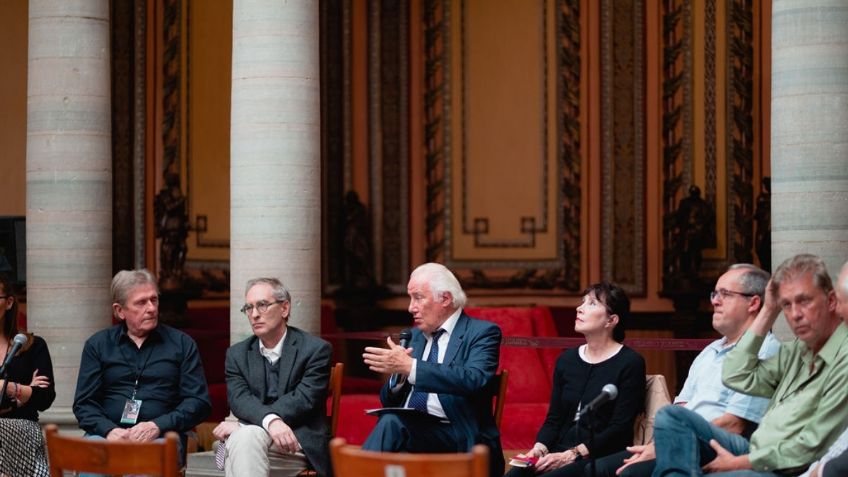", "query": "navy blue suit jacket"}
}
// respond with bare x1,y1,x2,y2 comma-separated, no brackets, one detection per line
381,311,504,475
